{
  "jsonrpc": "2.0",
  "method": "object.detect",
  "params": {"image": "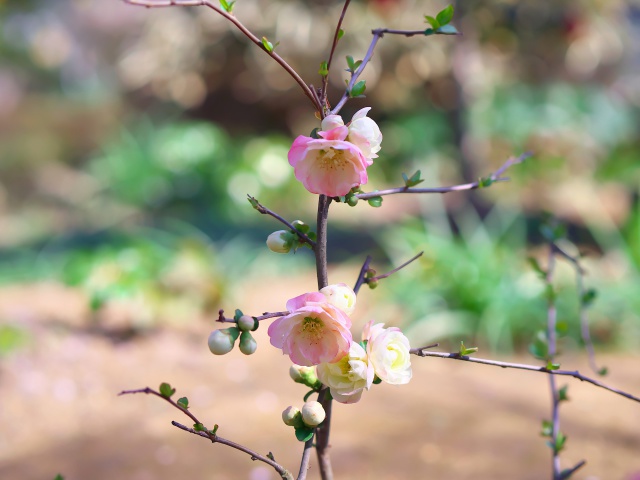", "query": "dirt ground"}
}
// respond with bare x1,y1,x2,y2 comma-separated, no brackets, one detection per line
1,279,639,480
